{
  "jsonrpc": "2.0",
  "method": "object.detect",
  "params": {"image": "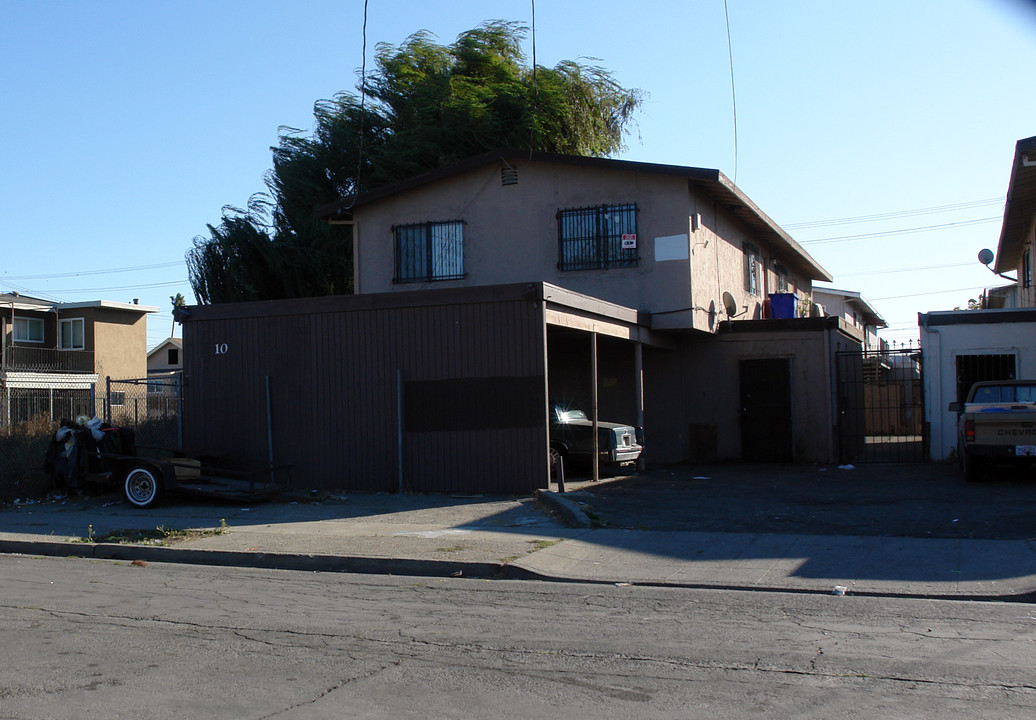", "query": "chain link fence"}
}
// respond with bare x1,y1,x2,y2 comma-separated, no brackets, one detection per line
0,375,181,503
